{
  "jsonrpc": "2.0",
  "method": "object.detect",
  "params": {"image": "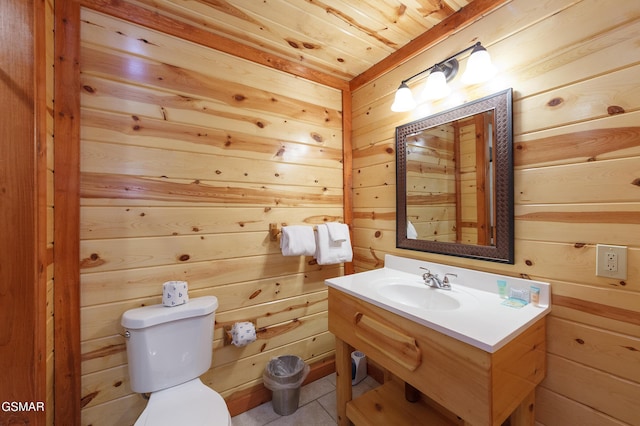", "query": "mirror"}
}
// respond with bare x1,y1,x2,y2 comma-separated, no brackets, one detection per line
396,88,514,263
